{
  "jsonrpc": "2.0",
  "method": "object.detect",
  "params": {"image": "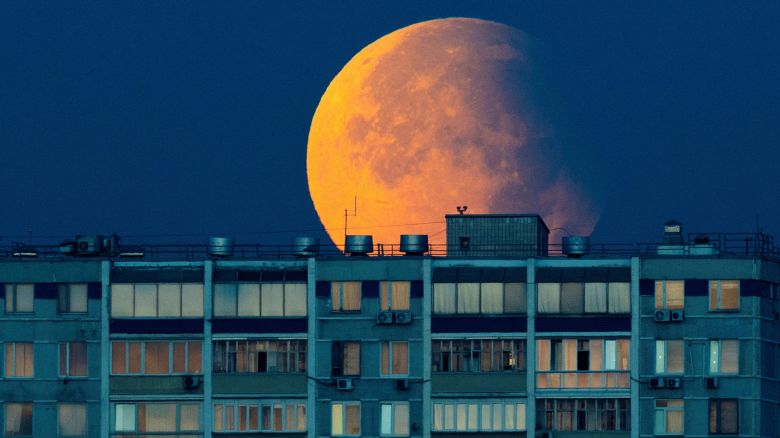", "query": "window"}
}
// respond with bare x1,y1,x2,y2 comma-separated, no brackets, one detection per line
432,400,526,432
432,339,526,372
58,403,87,436
331,402,360,436
655,399,683,435
380,281,410,311
4,403,32,436
58,284,88,314
709,340,739,374
213,340,305,373
433,282,525,315
213,282,307,317
536,339,629,389
709,280,739,311
59,342,88,377
112,402,200,436
655,280,684,309
538,282,630,314
381,402,409,436
110,283,203,317
381,341,408,376
111,340,202,375
213,400,306,432
4,342,34,377
332,341,360,376
5,284,34,313
656,340,684,374
537,399,629,432
332,282,361,312
709,399,738,434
